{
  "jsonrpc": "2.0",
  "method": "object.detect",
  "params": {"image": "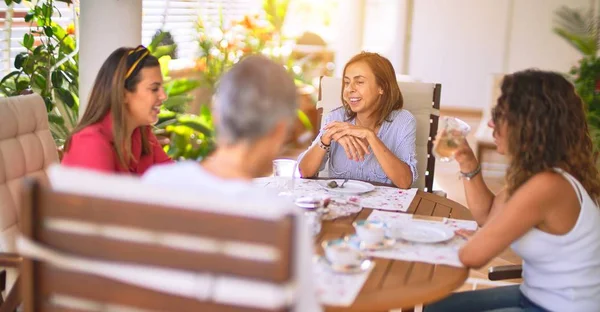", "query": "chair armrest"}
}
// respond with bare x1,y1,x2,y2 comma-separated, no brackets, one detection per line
0,253,22,268
488,264,522,281
0,276,20,312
